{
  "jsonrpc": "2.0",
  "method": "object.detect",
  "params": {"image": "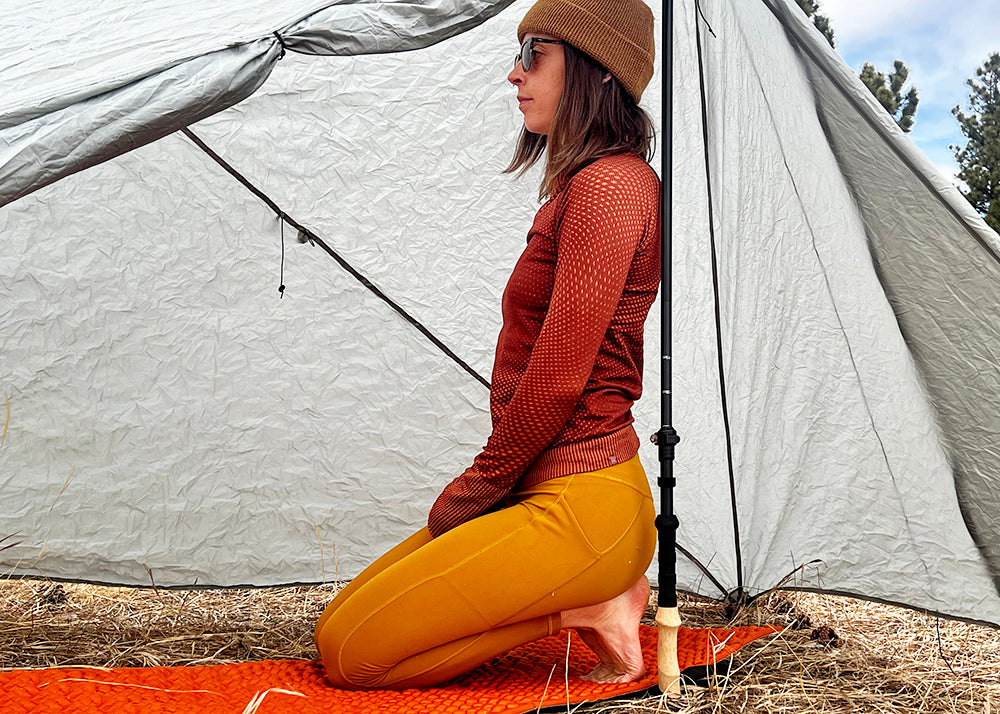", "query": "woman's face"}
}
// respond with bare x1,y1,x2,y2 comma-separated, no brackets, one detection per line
507,34,565,136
